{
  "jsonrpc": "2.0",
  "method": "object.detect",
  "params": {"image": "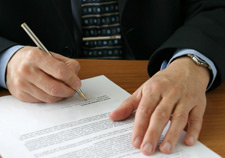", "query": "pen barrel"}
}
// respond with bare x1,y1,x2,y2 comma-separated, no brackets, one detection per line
21,22,86,100
21,23,53,57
